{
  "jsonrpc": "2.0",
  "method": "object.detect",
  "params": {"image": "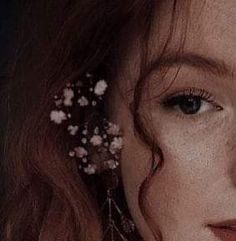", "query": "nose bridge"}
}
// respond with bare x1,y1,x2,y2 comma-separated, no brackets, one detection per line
226,135,236,152
224,107,236,153
226,130,236,188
